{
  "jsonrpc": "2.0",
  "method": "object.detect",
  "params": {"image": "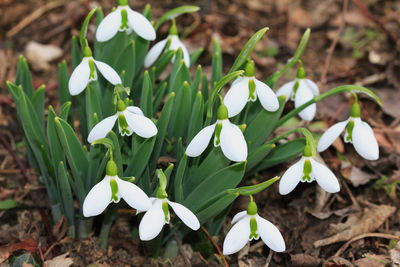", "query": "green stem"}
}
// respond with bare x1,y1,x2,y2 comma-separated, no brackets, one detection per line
276,85,382,129
267,127,310,145
99,205,117,249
